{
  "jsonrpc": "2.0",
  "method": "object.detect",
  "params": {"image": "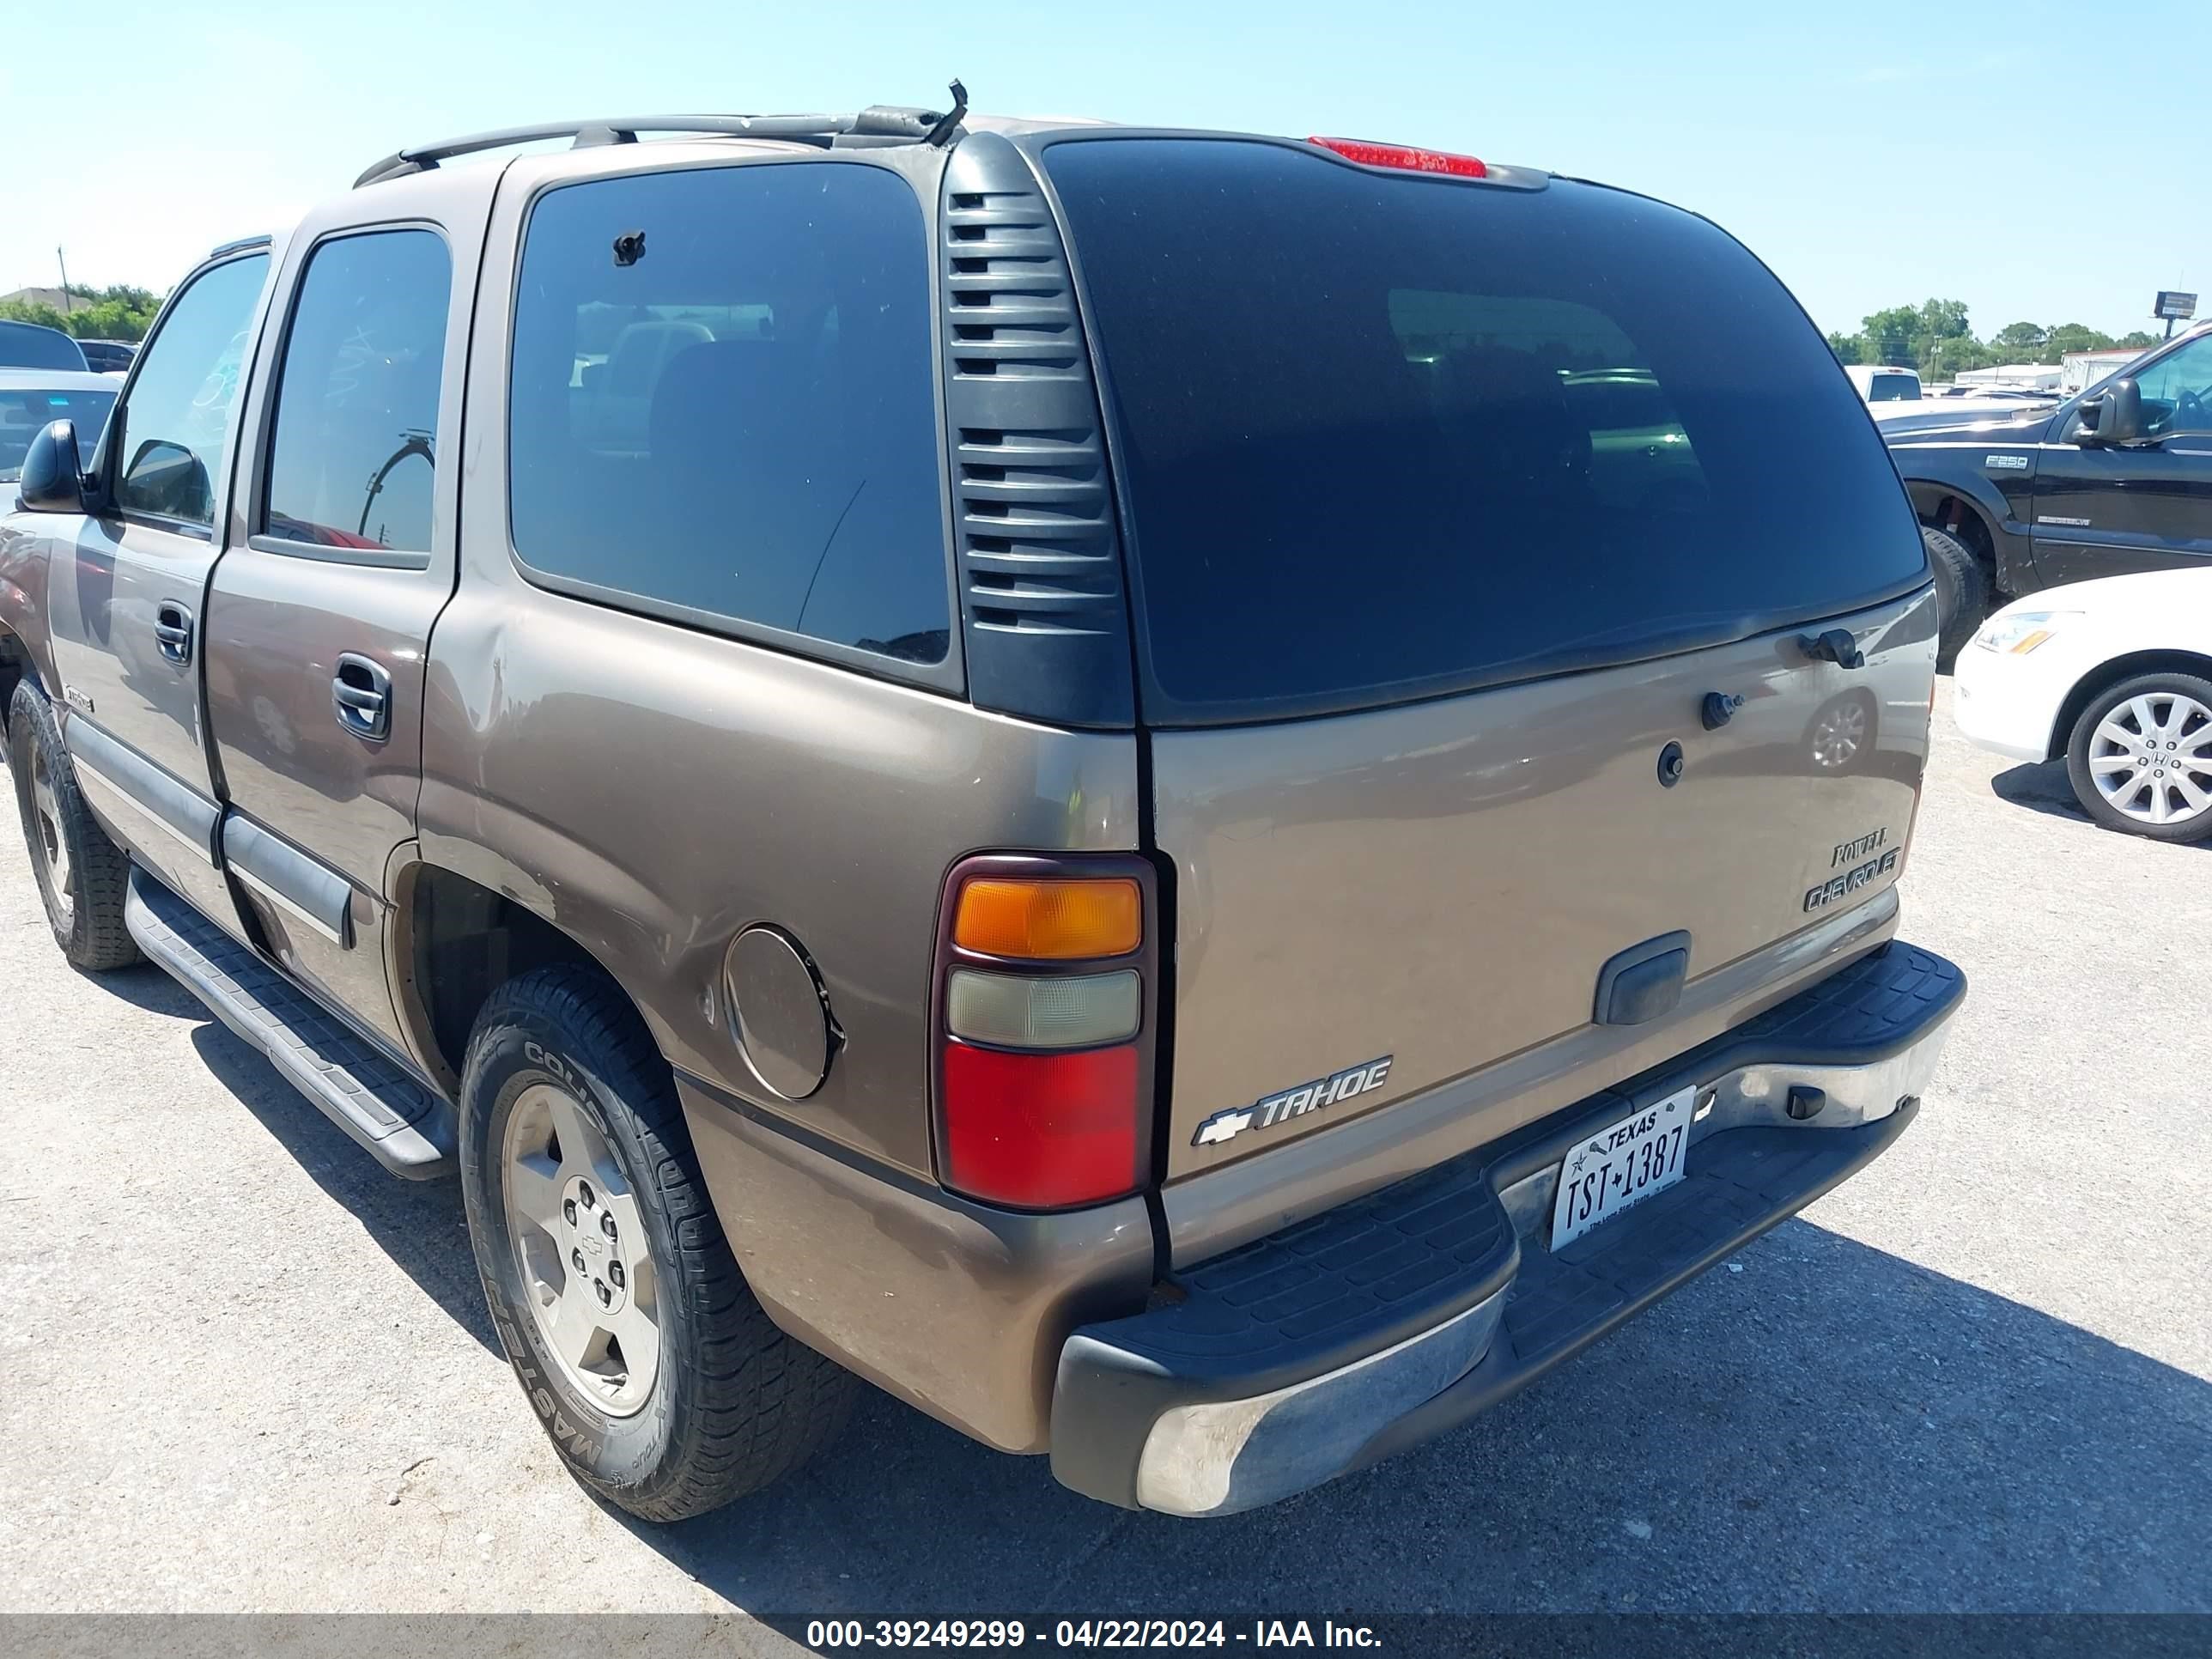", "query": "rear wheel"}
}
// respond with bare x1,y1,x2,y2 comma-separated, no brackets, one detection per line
458,964,855,1521
2063,672,2212,843
8,682,140,971
1922,525,1987,673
